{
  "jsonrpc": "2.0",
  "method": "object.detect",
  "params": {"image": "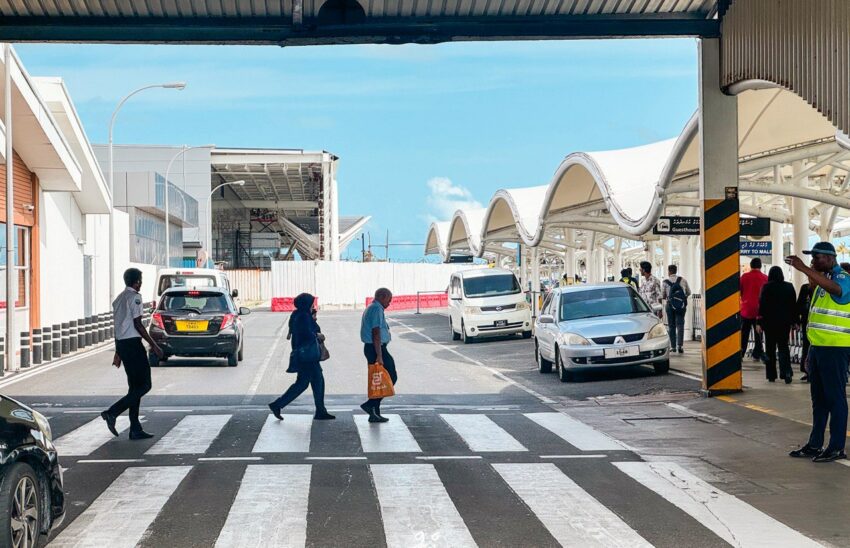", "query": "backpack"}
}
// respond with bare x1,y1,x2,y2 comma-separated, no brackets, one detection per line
666,277,687,311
